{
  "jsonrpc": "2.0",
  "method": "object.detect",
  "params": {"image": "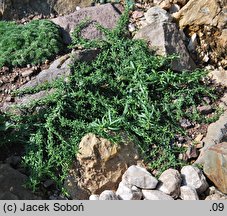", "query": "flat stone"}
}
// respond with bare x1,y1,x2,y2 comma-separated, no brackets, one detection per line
142,190,174,200
180,186,199,200
157,168,182,198
181,165,209,194
122,165,158,189
52,3,122,44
